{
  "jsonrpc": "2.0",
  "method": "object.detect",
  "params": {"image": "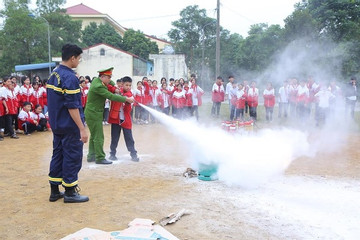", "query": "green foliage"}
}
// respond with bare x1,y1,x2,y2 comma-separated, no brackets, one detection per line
81,23,123,49
168,5,217,73
81,24,159,60
241,24,284,71
121,29,159,60
307,0,360,41
283,7,319,41
44,13,82,57
0,0,82,76
169,1,360,83
0,1,46,75
36,0,66,15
